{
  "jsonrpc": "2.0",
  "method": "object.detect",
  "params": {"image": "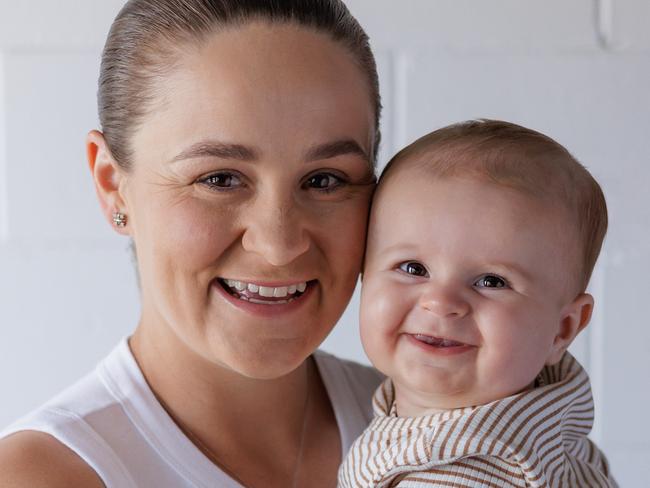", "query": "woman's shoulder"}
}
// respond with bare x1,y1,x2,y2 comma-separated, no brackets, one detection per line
1,346,127,443
0,431,104,488
0,340,137,488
